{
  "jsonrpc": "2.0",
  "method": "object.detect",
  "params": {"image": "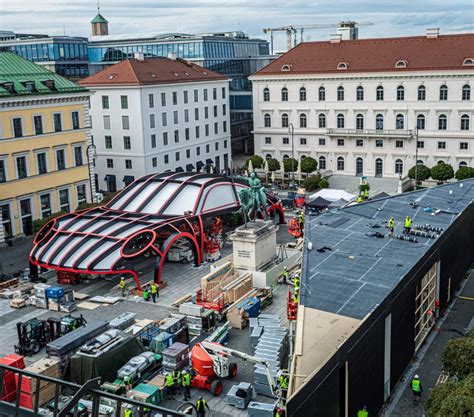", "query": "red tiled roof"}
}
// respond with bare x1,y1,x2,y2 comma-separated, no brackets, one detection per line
255,34,474,76
79,57,227,86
